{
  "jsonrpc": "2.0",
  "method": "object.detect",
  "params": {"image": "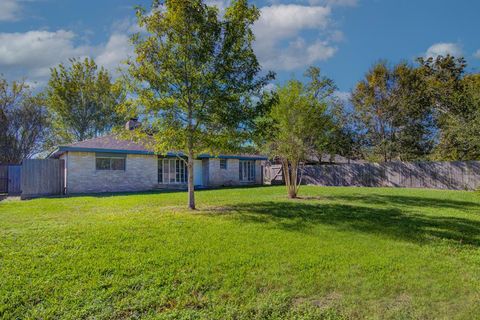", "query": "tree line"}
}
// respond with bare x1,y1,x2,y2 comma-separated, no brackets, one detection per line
350,56,480,162
0,58,125,163
1,0,479,204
